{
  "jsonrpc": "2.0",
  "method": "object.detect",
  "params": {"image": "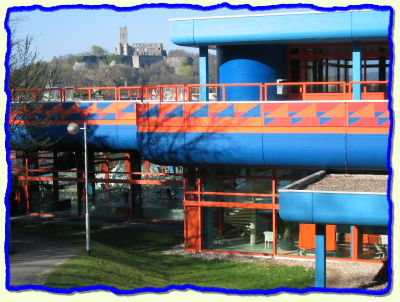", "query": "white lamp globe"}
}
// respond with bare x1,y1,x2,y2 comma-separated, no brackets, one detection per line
67,123,80,135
